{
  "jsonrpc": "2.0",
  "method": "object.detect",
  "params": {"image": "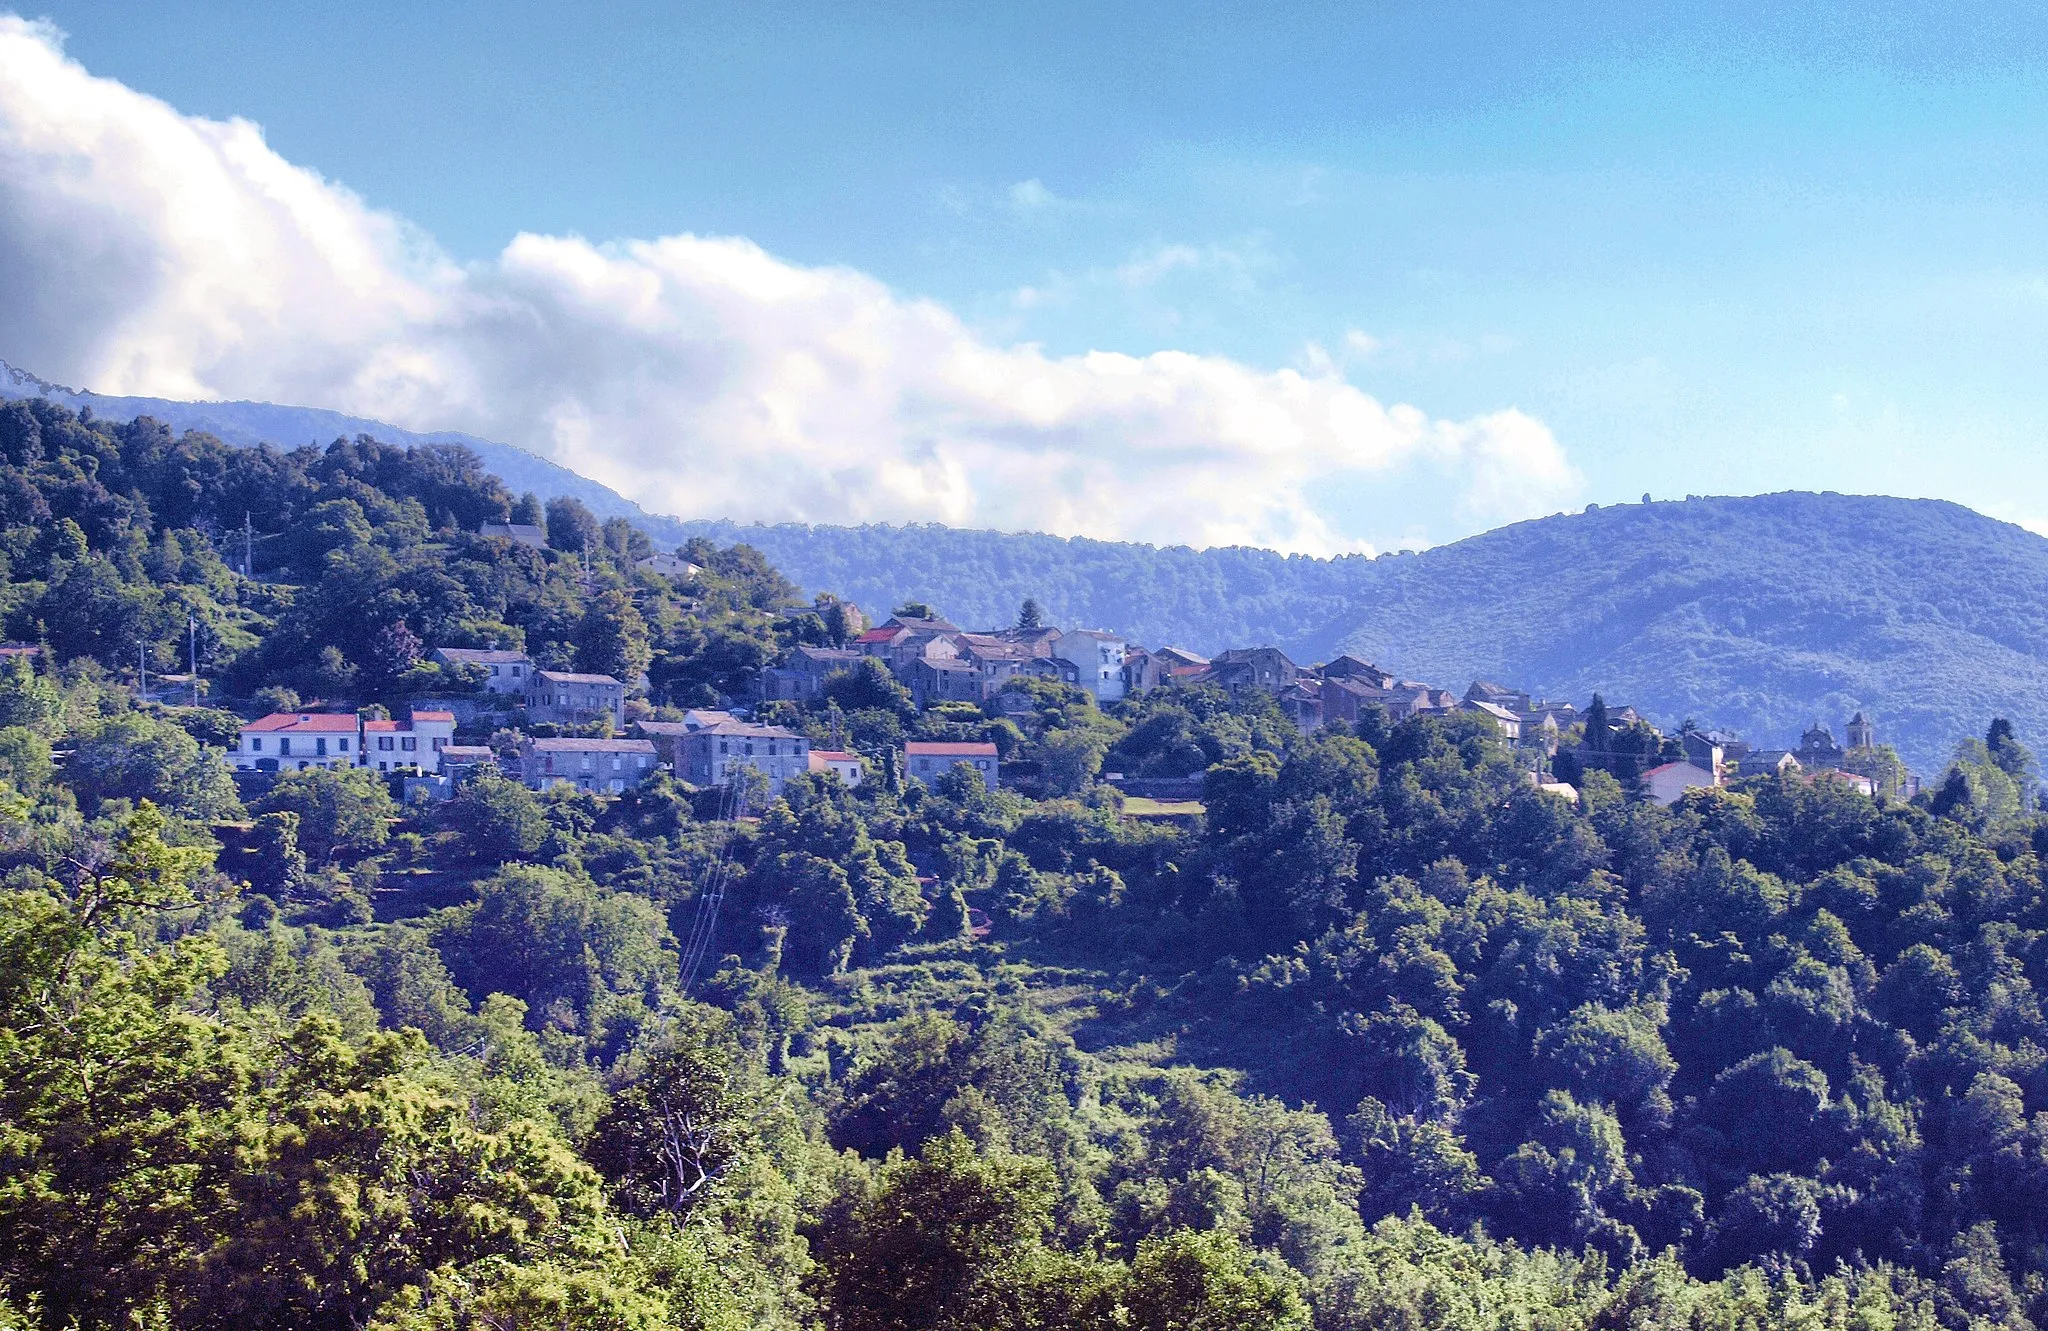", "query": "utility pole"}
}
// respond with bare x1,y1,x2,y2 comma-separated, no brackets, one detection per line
188,614,199,706
137,643,146,702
